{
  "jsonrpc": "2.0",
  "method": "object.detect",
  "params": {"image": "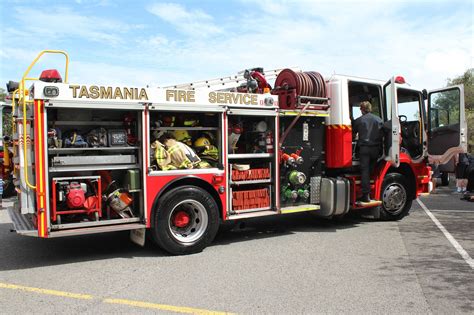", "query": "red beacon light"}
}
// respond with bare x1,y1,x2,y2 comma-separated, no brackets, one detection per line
394,76,406,84
39,69,62,83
